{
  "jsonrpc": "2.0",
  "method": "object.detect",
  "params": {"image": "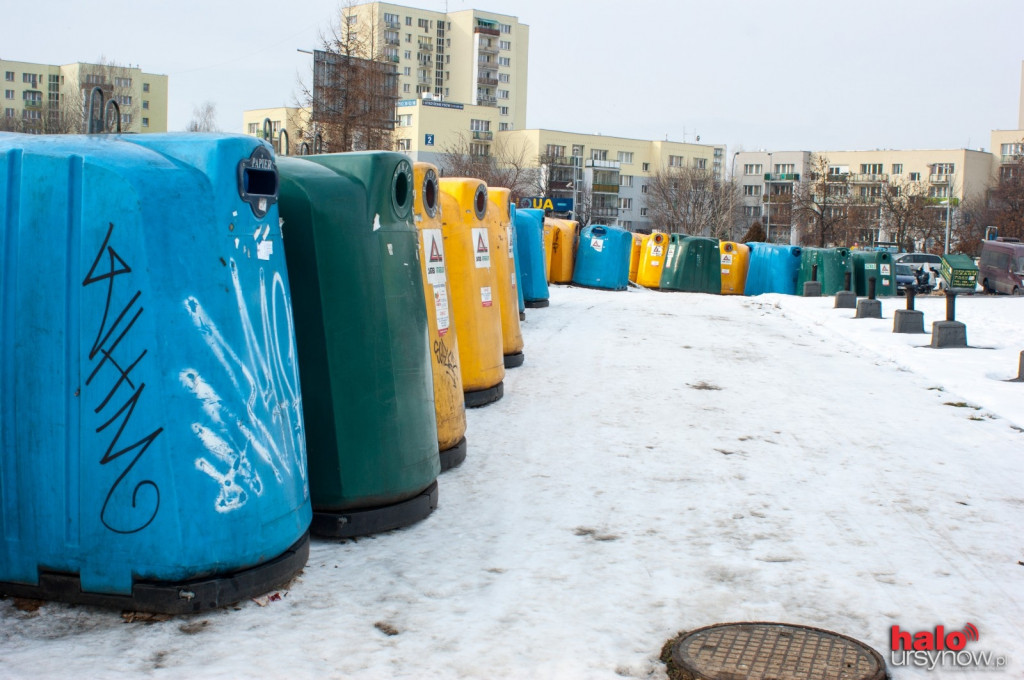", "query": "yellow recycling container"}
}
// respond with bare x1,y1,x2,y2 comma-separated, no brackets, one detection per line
438,178,505,407
636,231,670,288
487,188,526,368
413,163,468,470
629,232,647,283
542,218,555,282
719,241,751,295
545,217,578,284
